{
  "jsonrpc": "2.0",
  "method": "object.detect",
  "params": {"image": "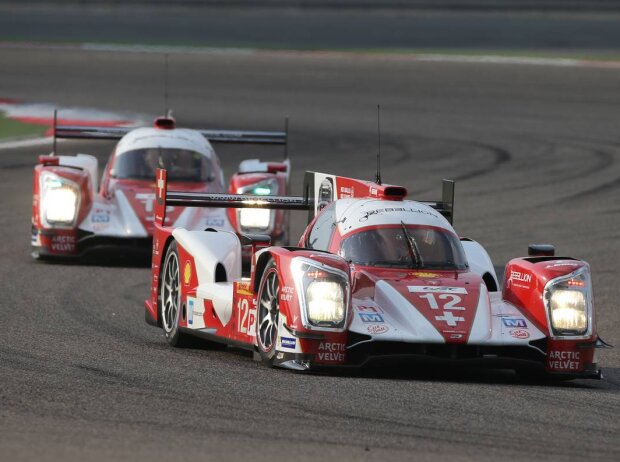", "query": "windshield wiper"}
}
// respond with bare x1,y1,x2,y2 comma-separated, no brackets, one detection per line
400,221,424,269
